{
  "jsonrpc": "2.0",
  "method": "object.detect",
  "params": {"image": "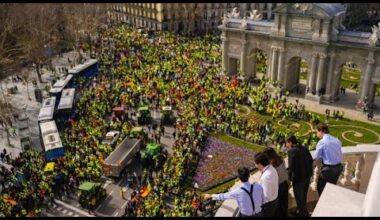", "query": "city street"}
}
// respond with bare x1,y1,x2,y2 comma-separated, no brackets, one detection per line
94,108,177,217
